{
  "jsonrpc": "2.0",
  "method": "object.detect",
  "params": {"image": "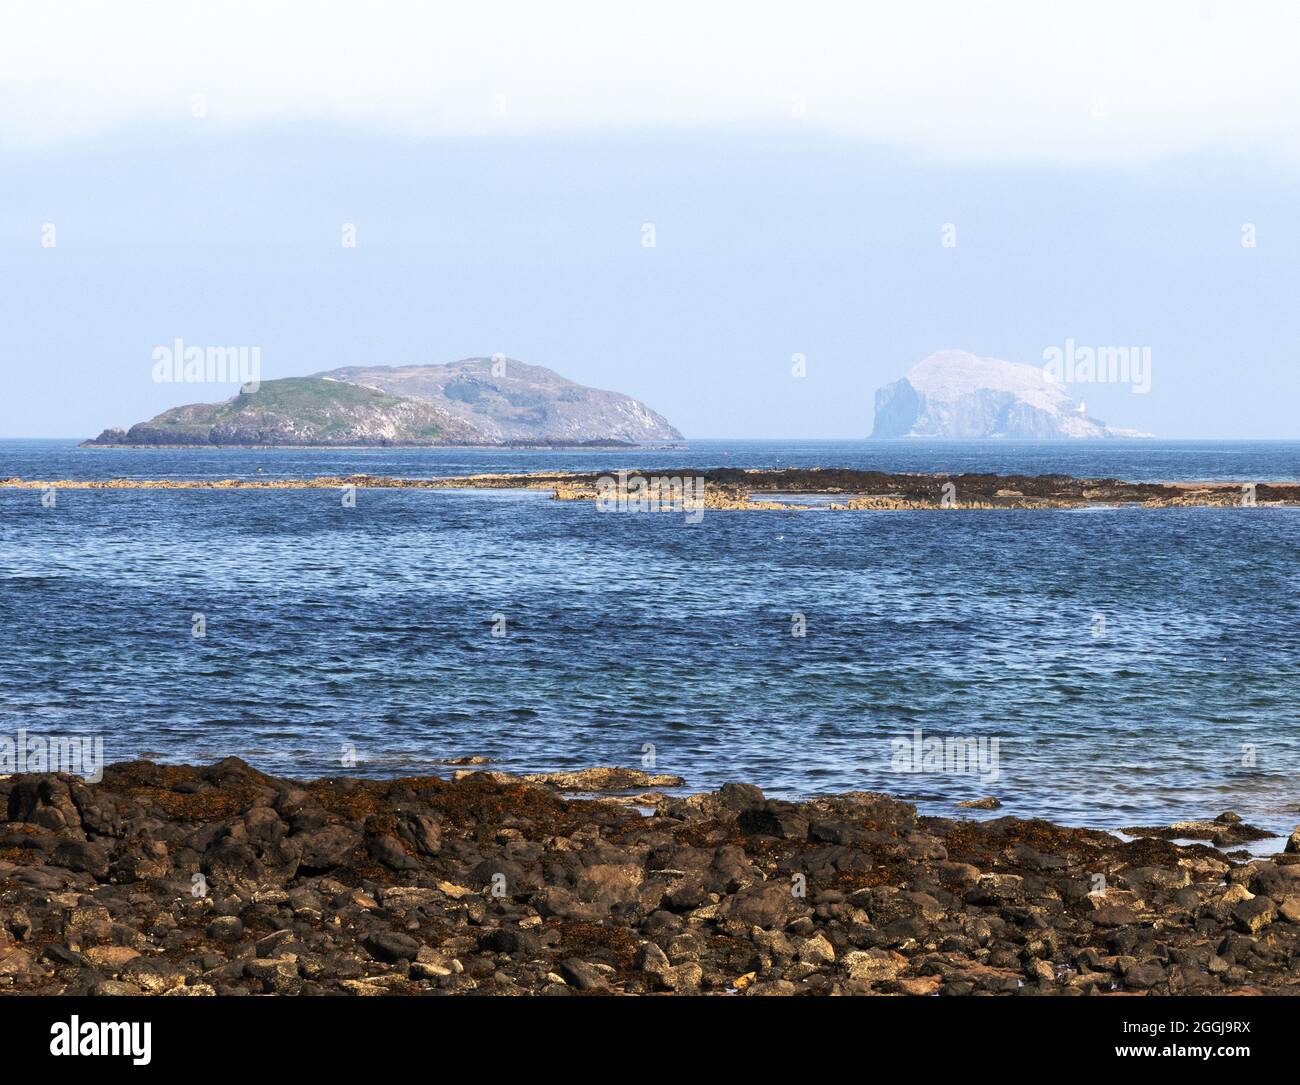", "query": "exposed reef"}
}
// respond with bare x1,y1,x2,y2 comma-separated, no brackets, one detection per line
2,760,1298,996
5,469,1298,511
